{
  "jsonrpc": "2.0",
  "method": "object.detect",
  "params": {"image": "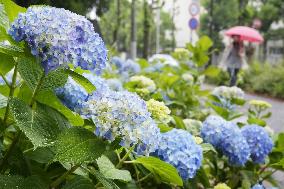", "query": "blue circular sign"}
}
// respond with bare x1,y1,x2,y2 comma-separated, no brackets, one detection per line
188,18,199,30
